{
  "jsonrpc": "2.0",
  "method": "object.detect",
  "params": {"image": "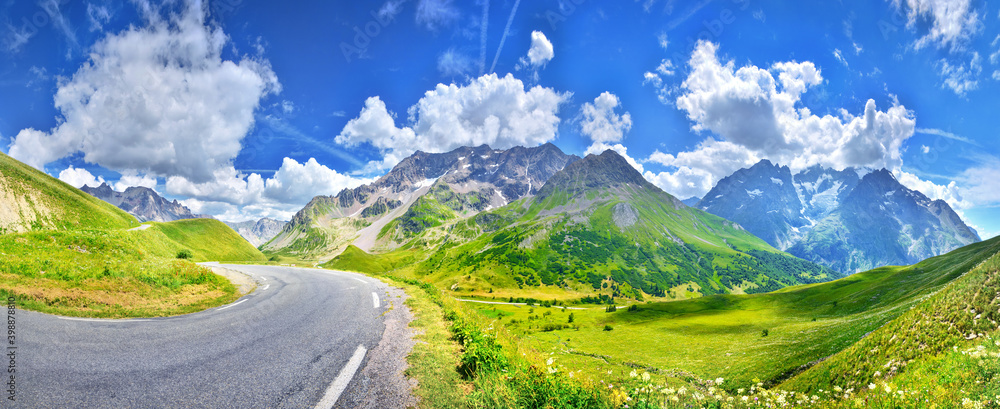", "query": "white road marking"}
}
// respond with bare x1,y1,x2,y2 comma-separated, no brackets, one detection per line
372,292,380,309
314,269,368,285
314,345,367,409
57,317,149,322
261,284,270,291
218,299,247,310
